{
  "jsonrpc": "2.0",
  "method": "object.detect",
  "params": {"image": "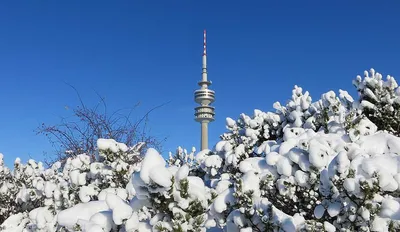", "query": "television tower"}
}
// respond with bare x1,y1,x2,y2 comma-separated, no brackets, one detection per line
194,30,215,150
